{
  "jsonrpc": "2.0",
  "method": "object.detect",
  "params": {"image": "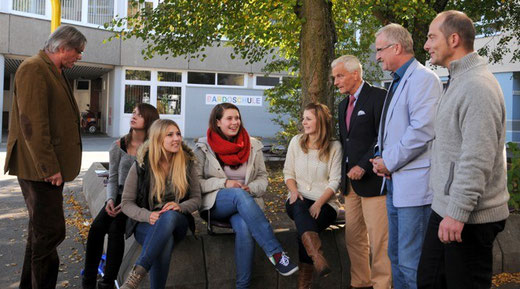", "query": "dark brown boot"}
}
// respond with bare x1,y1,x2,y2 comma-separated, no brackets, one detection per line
298,262,314,289
301,231,331,277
